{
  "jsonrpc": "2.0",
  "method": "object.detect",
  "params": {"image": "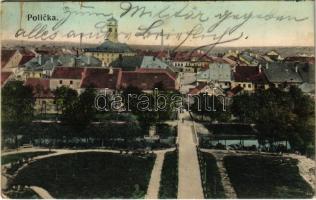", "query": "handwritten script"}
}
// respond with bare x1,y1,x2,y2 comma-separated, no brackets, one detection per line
15,2,309,55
